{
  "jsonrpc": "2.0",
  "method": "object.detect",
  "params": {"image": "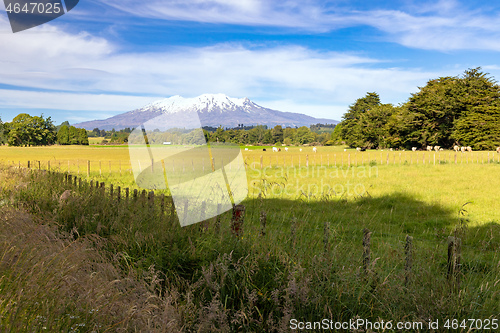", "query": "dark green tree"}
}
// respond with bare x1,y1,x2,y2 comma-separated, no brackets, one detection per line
404,67,500,148
263,130,273,144
57,125,70,145
69,126,79,145
56,120,70,132
296,126,315,144
356,104,396,149
78,128,89,145
329,124,342,145
452,104,500,150
271,125,284,144
340,92,381,147
283,127,296,145
211,126,226,143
